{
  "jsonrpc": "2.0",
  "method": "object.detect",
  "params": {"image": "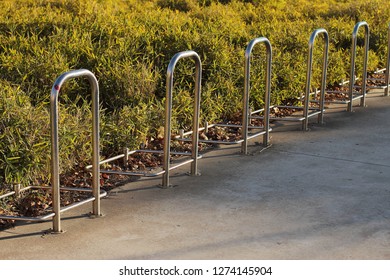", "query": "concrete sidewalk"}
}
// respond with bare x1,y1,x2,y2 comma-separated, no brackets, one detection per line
1,91,390,260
